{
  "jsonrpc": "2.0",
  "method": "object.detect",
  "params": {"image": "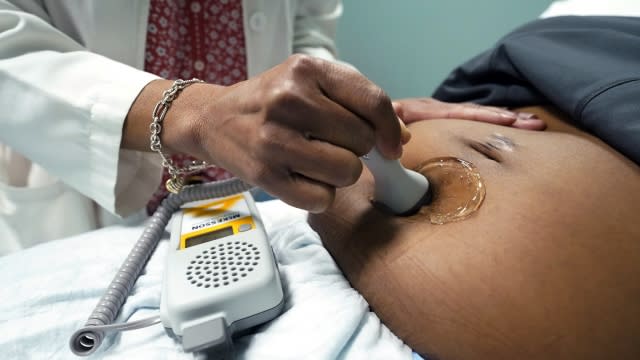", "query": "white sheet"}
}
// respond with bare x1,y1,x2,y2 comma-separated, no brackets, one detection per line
540,0,640,18
0,199,412,359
